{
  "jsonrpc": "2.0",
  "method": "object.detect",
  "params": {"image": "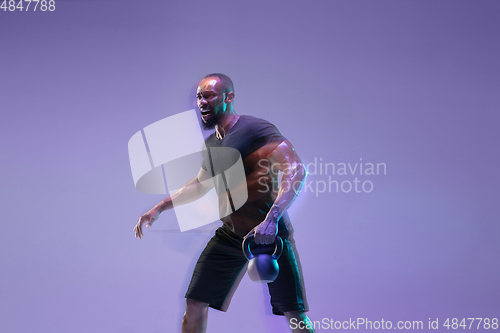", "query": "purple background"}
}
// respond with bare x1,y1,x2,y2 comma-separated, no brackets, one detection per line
1,0,499,332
